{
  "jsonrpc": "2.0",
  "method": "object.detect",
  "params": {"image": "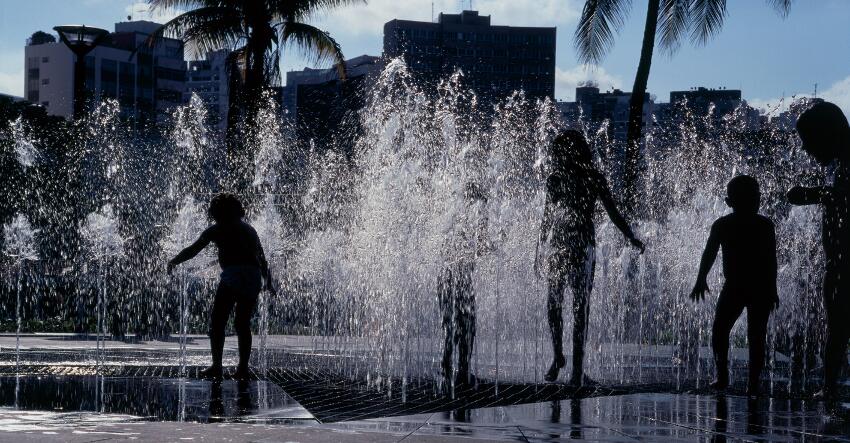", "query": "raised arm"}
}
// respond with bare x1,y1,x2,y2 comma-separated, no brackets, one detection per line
767,222,778,308
257,239,275,293
691,222,721,301
596,172,644,252
787,186,829,206
539,189,554,245
168,231,211,272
